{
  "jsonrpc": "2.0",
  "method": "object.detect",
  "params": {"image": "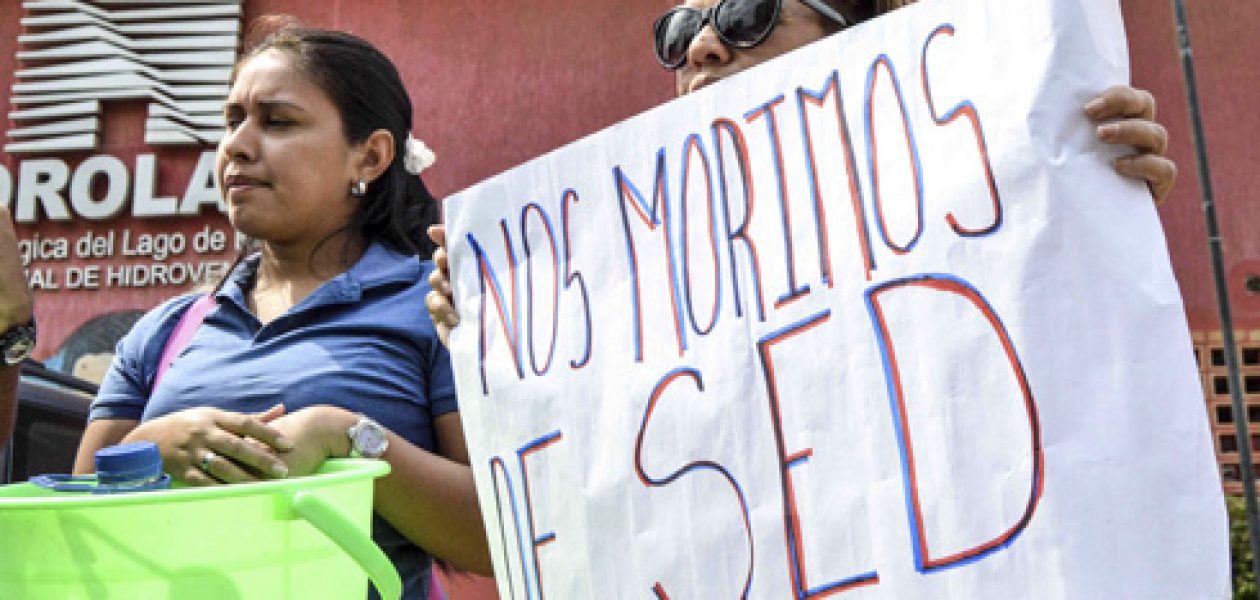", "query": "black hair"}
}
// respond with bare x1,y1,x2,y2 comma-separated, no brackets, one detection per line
817,0,905,34
235,25,440,260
